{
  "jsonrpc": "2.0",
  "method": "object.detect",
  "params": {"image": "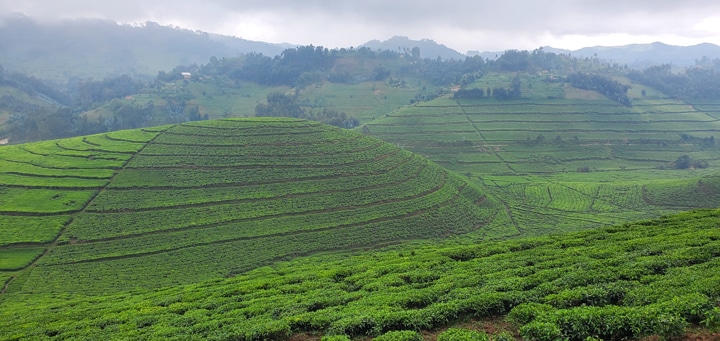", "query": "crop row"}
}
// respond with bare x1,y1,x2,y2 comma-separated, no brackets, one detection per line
0,188,98,214
587,185,643,212
104,129,162,143
0,158,115,178
107,151,417,189
180,118,322,130
0,215,72,246
16,196,490,297
643,176,720,209
154,127,350,147
166,123,331,137
0,173,108,188
125,142,398,169
4,209,719,340
139,134,378,157
61,168,457,244
87,156,430,212
0,247,47,271
55,136,144,154
0,144,126,169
